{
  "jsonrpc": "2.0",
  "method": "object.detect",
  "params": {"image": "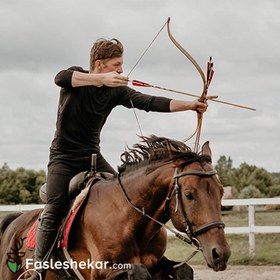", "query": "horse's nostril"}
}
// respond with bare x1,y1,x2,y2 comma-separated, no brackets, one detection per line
212,248,220,261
